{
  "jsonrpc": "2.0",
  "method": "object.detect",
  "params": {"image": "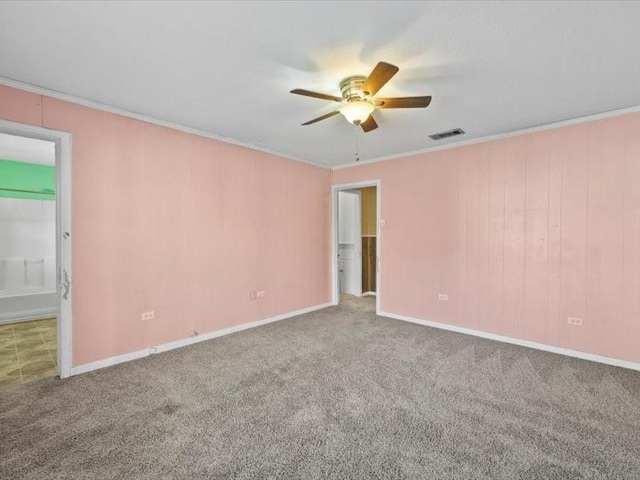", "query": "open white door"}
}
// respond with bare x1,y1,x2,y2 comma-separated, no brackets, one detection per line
337,190,362,297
